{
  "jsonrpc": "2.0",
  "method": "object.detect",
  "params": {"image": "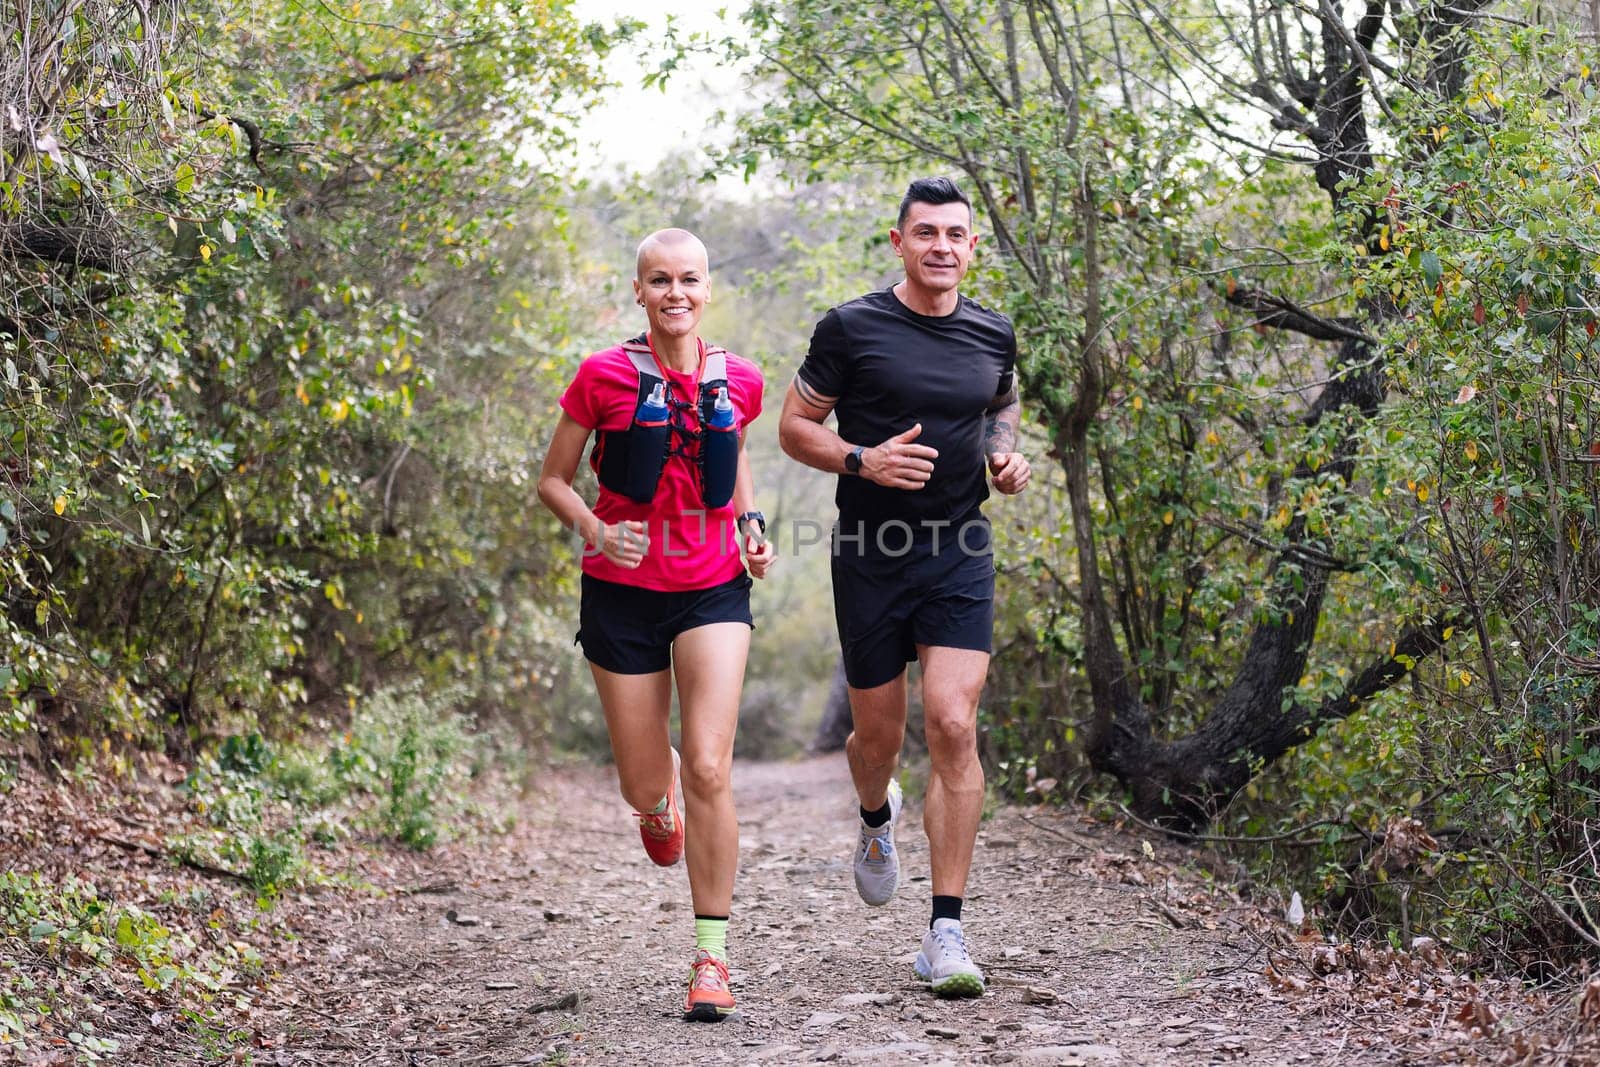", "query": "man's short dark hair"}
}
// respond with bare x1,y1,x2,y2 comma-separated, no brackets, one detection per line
897,177,973,230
